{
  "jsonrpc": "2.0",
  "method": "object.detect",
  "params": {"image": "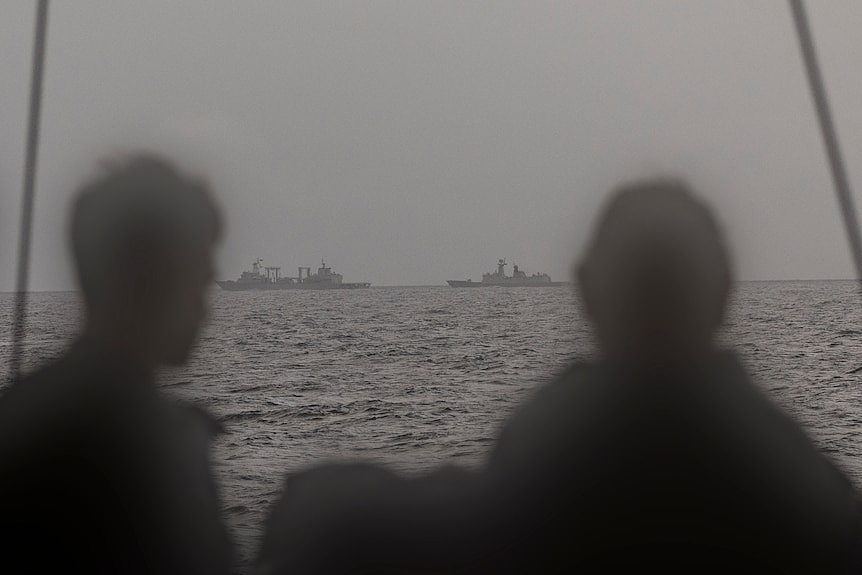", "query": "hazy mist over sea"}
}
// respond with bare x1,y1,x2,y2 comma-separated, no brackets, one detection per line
5,1,862,291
